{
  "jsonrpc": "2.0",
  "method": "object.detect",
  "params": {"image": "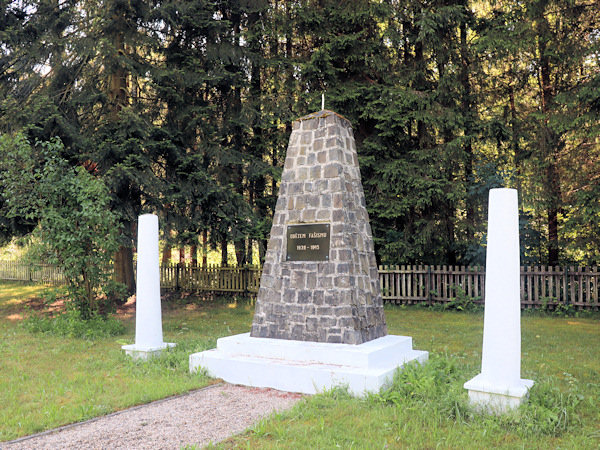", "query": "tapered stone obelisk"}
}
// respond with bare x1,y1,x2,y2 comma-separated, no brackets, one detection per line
122,214,175,360
190,110,427,395
250,110,387,344
464,188,533,412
